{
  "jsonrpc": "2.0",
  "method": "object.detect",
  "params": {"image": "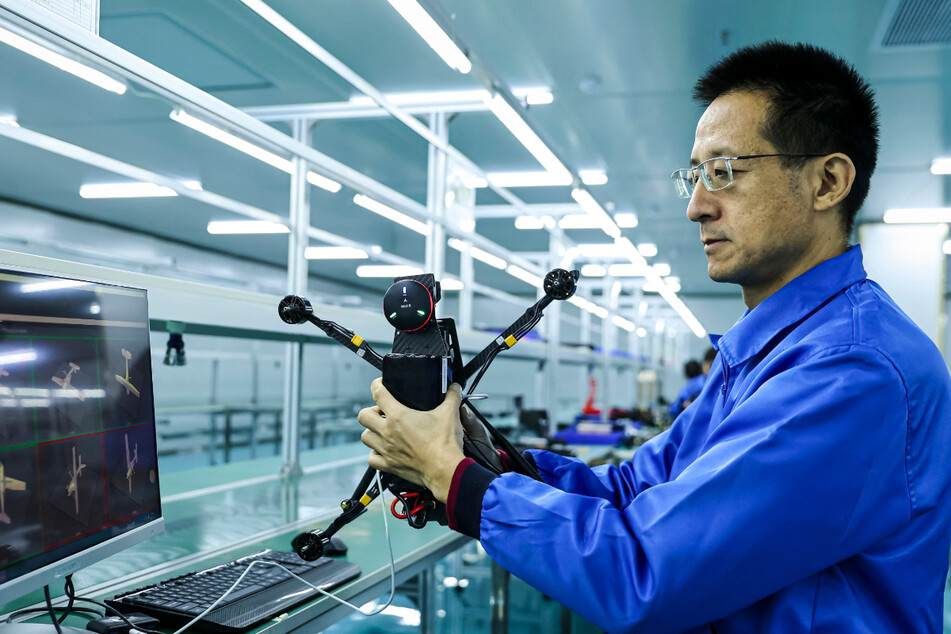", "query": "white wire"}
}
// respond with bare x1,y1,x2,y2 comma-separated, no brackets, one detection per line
172,472,398,634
